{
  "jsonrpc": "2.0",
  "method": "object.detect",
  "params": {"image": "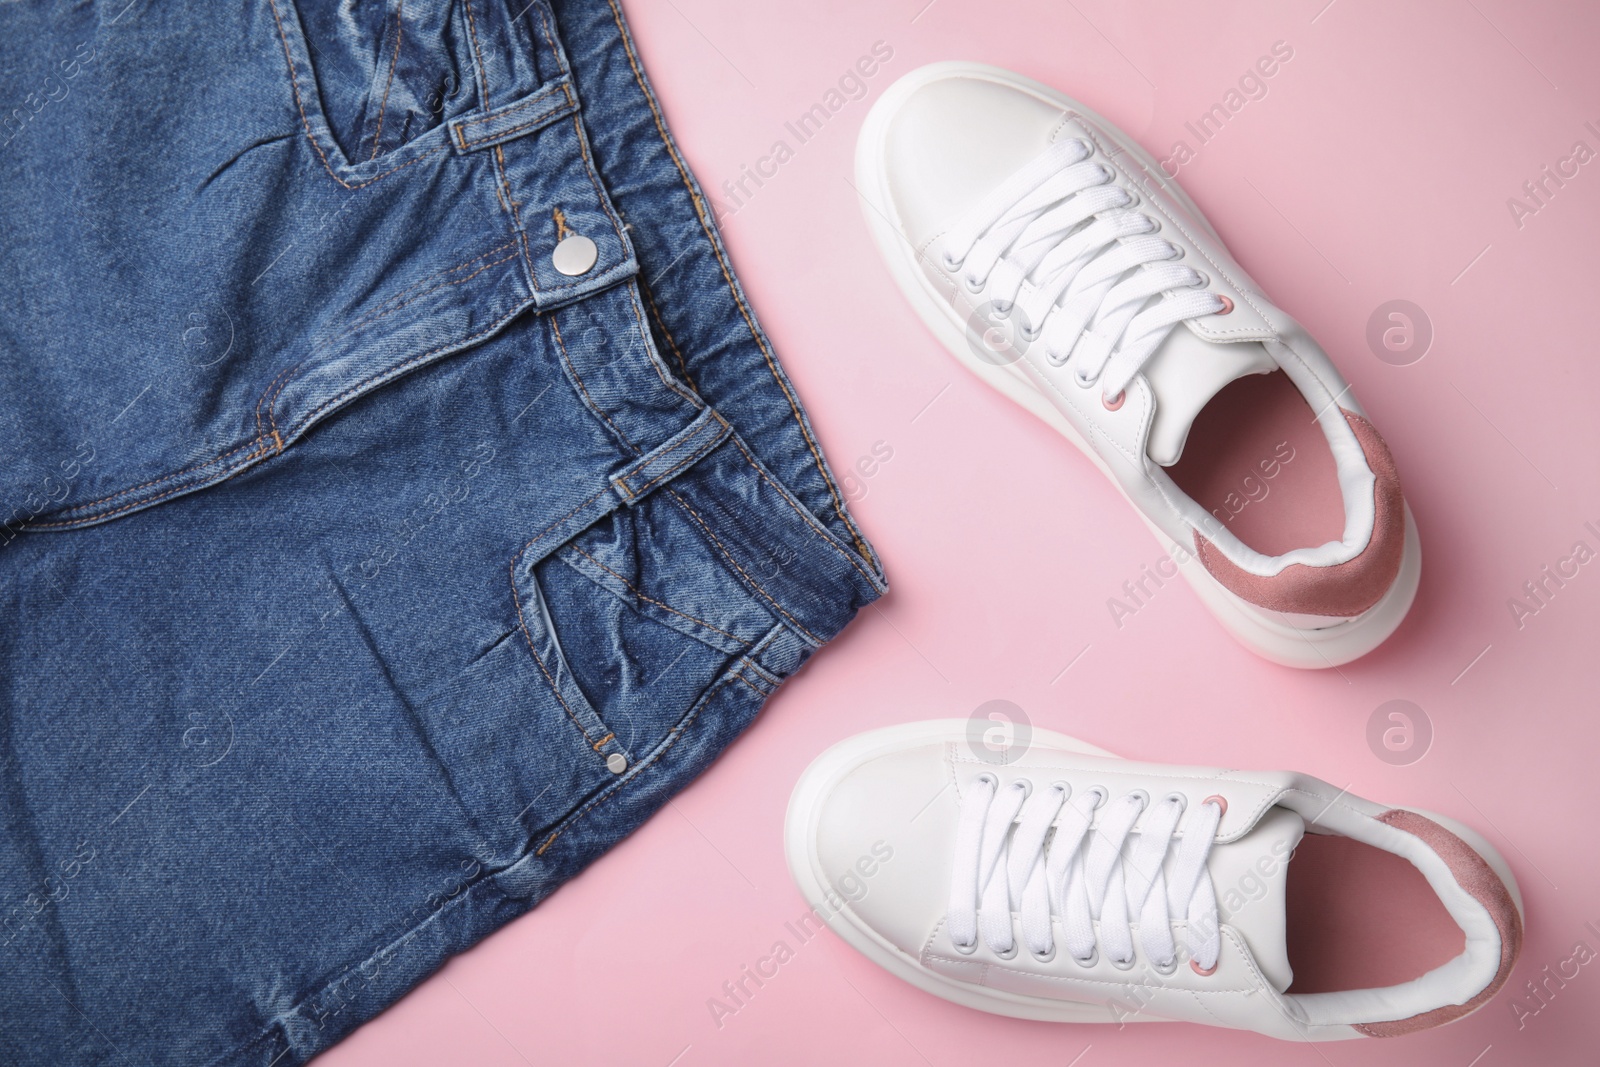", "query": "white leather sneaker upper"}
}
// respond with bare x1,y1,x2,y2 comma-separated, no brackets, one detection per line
786,721,1523,1041
856,64,1419,657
